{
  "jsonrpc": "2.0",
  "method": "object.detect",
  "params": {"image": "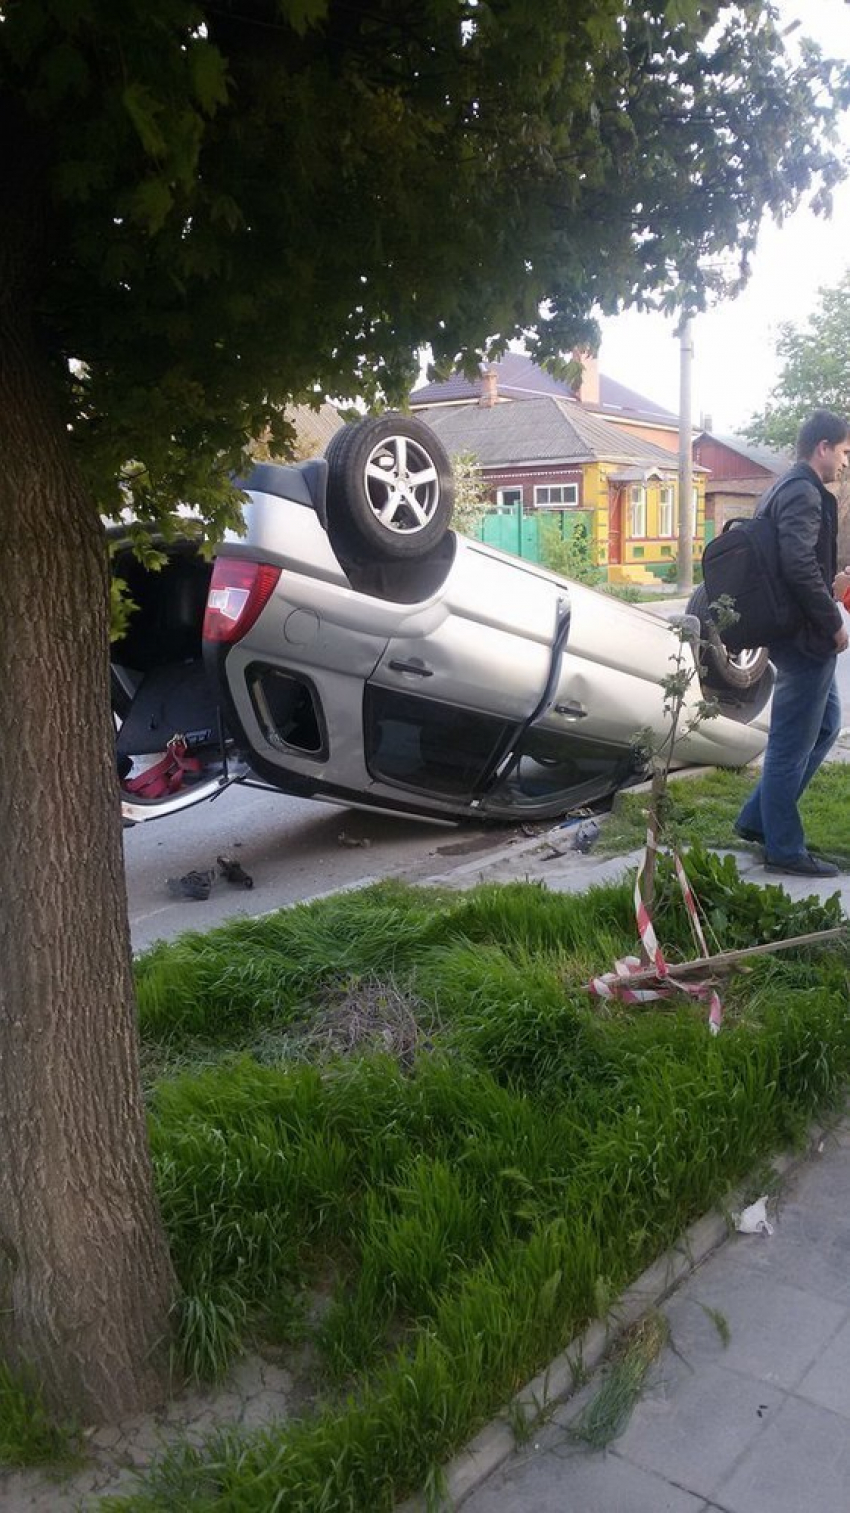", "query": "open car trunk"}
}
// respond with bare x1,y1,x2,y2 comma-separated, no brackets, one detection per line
111,540,237,822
